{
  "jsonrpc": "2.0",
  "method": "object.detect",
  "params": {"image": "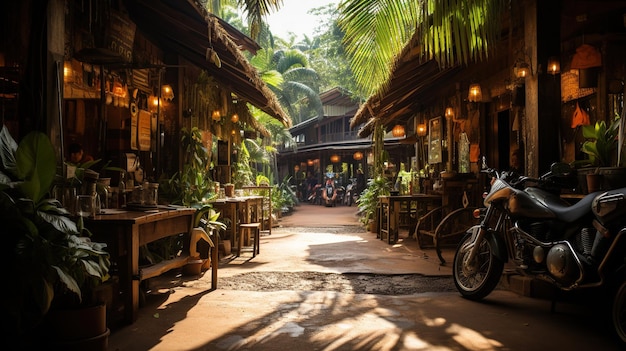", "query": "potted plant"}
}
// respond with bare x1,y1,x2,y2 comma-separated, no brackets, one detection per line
0,126,110,348
580,117,620,167
190,205,226,266
356,177,391,231
159,127,226,259
576,116,626,192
